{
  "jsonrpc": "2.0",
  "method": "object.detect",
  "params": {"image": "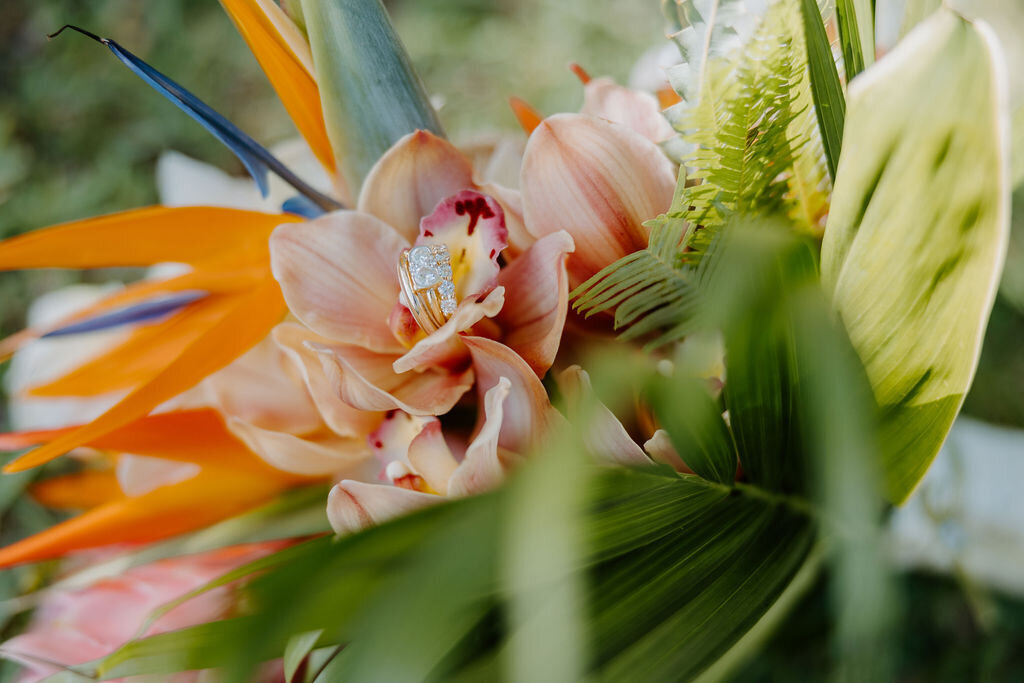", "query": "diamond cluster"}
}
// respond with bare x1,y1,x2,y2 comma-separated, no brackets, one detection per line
408,245,457,315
